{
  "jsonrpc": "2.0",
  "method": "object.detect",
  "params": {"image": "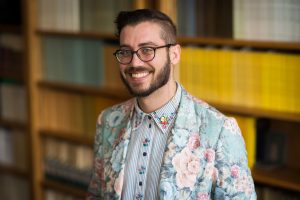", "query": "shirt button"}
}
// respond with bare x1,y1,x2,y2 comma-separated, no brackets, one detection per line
148,116,151,120
139,181,143,186
149,124,151,128
143,152,147,156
